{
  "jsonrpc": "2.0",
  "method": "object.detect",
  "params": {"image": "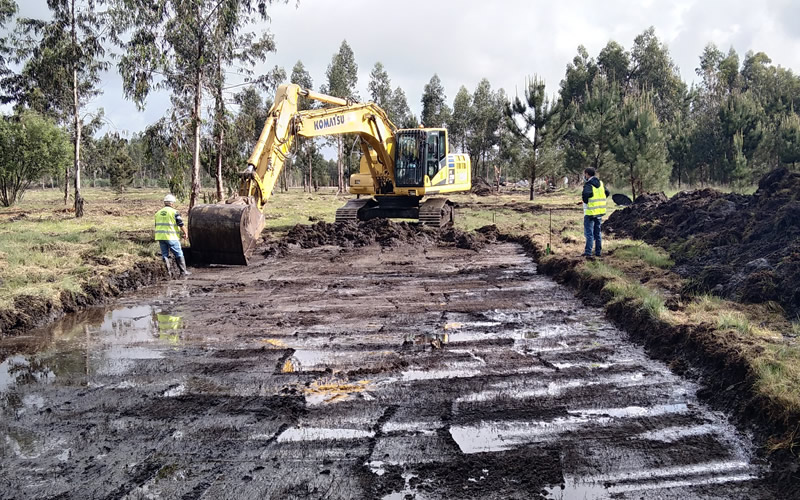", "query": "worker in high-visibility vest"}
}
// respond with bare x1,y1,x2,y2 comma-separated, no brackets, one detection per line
581,167,610,259
154,194,190,277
